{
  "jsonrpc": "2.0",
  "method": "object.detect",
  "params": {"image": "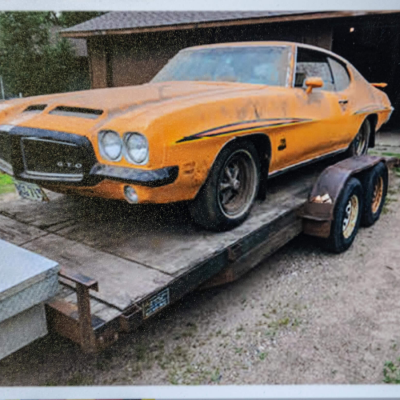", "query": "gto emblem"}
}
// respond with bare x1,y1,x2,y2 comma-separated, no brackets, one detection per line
57,161,82,169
